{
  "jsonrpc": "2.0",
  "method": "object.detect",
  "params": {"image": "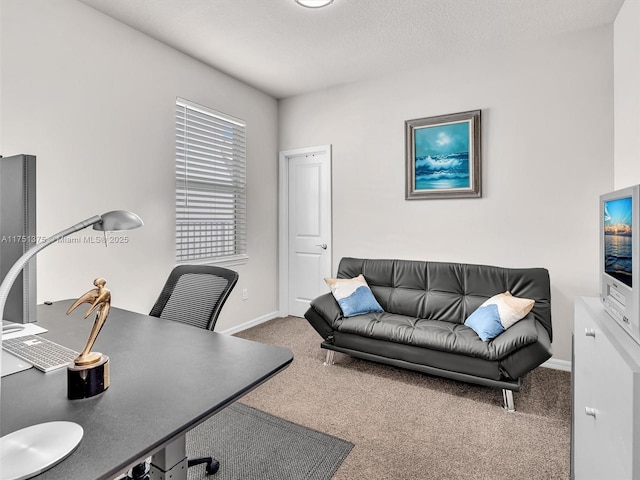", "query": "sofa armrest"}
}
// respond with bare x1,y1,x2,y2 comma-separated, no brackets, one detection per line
310,293,344,329
495,317,552,380
304,293,344,341
489,314,540,359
